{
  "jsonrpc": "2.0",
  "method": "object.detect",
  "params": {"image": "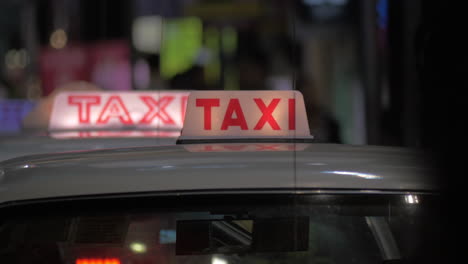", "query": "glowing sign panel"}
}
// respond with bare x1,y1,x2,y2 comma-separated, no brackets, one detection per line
49,91,189,131
179,91,311,140
76,259,120,264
